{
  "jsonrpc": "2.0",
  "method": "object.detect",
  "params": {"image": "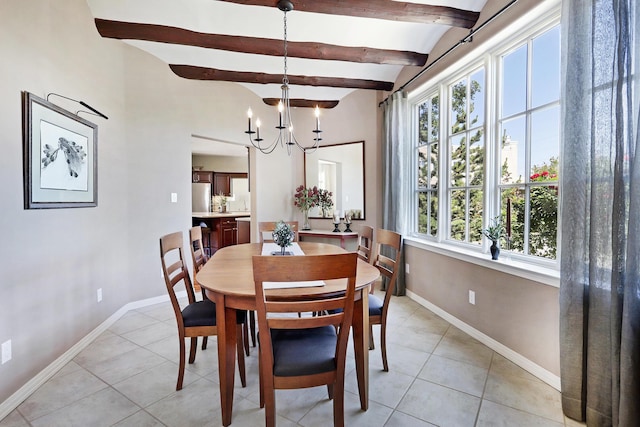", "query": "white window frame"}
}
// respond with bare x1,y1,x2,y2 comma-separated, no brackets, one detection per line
406,1,561,284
